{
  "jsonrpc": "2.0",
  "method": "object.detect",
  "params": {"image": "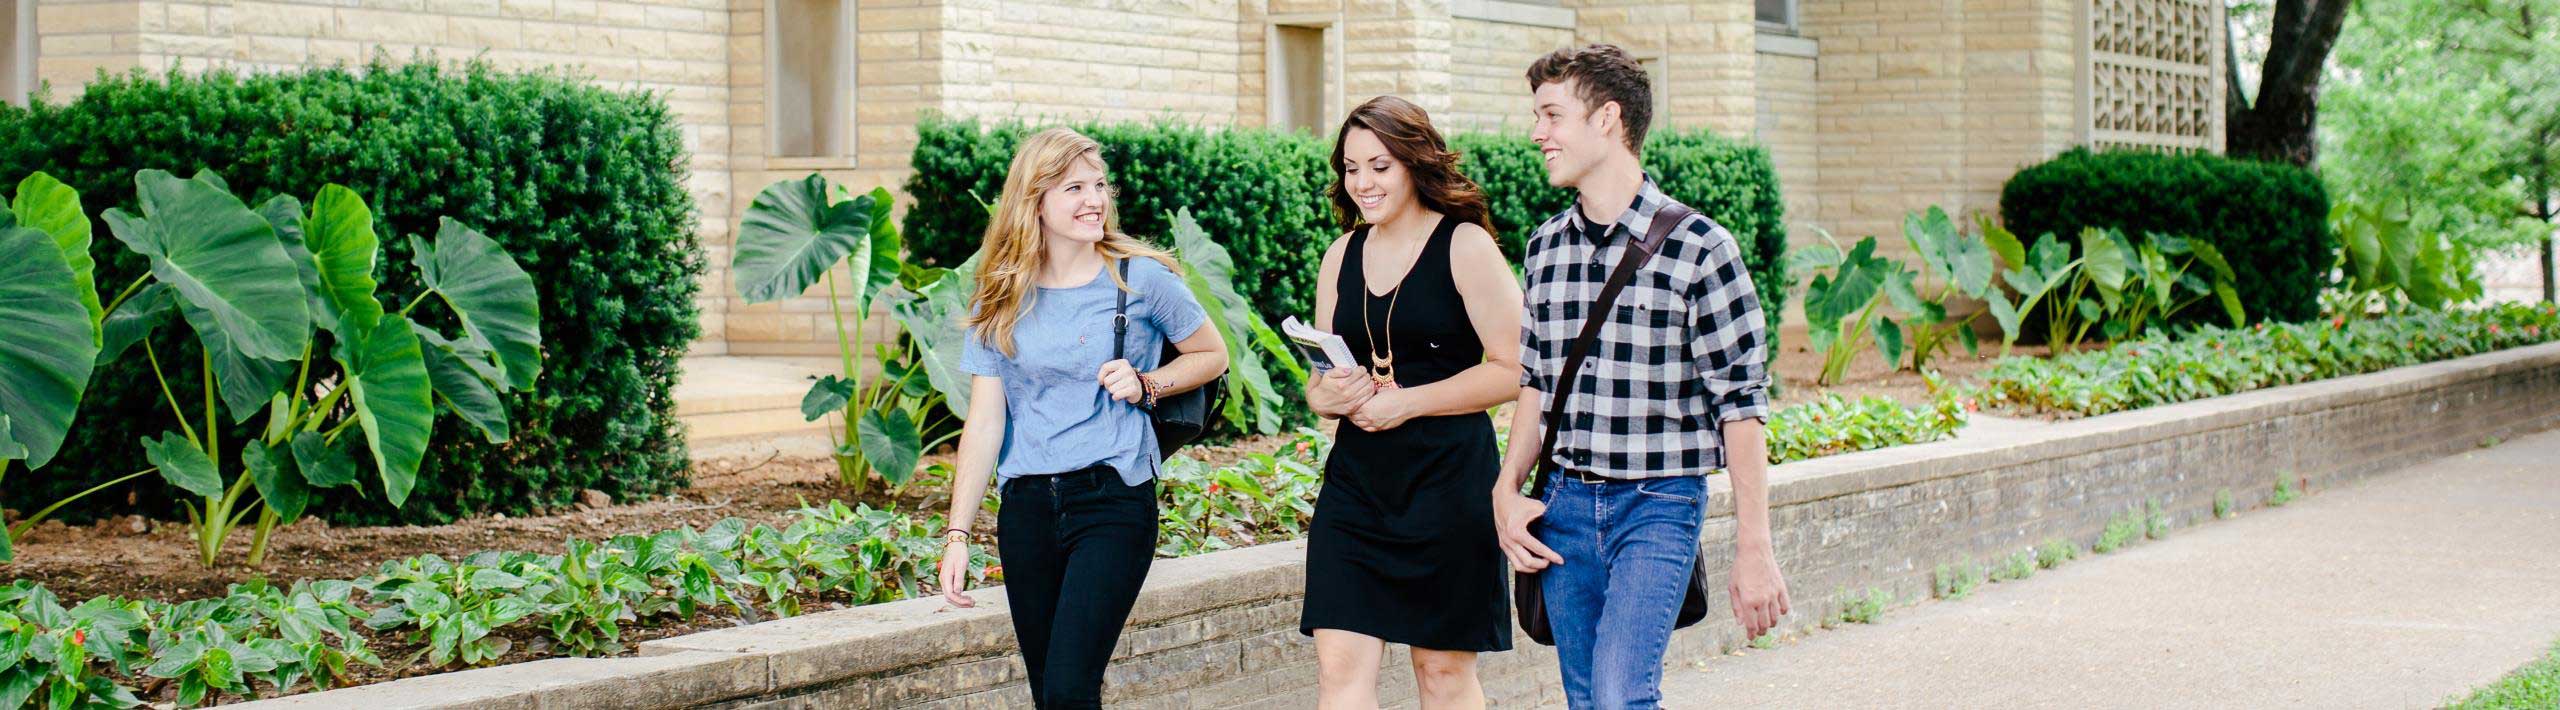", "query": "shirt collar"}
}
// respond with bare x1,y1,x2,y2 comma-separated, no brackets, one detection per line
1566,173,1669,244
